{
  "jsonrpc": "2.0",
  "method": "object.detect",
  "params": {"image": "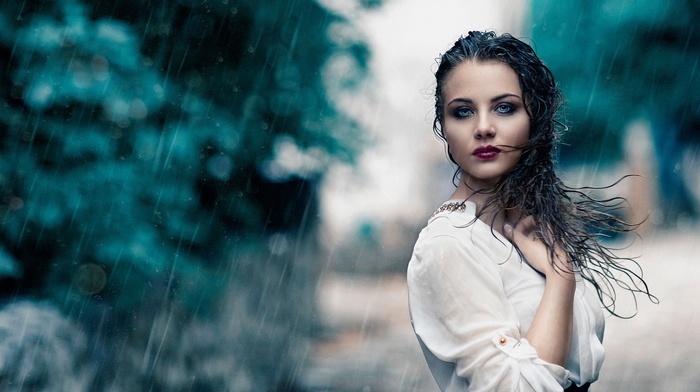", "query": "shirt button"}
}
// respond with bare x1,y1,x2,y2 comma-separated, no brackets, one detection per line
499,337,507,346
